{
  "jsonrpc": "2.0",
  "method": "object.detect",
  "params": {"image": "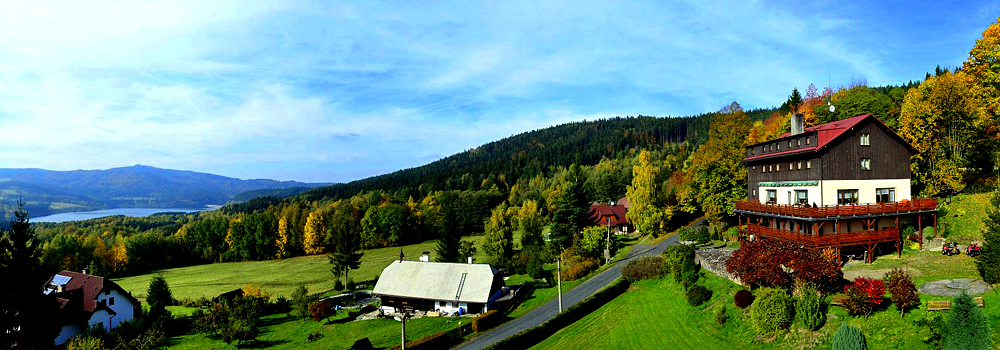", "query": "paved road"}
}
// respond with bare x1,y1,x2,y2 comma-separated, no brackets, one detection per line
453,232,680,350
